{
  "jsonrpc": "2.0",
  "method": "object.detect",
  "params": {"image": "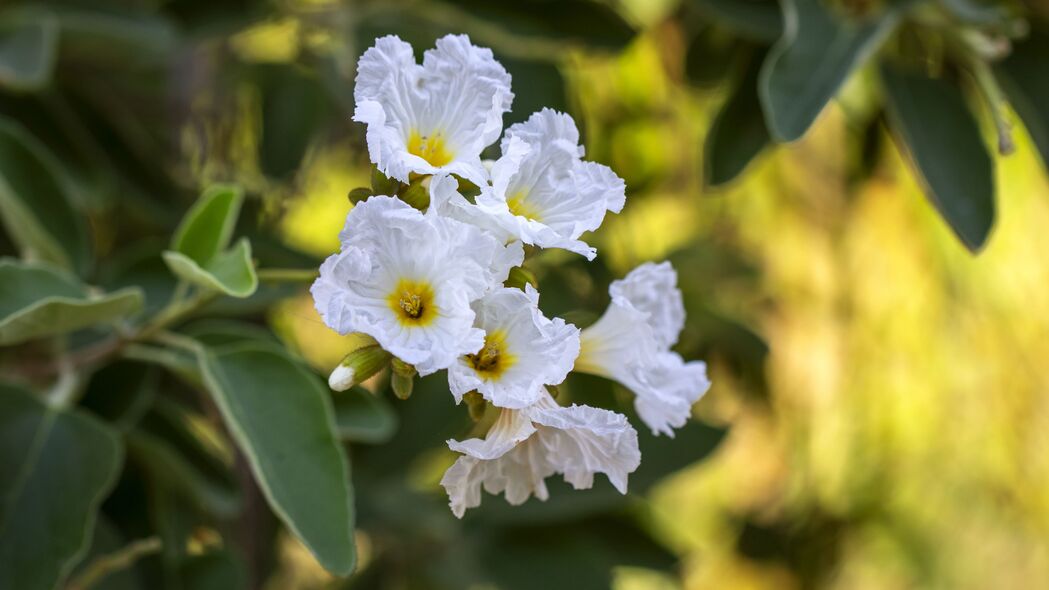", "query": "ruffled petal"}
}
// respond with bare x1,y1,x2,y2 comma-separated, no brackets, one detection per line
312,195,519,375
609,261,686,349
